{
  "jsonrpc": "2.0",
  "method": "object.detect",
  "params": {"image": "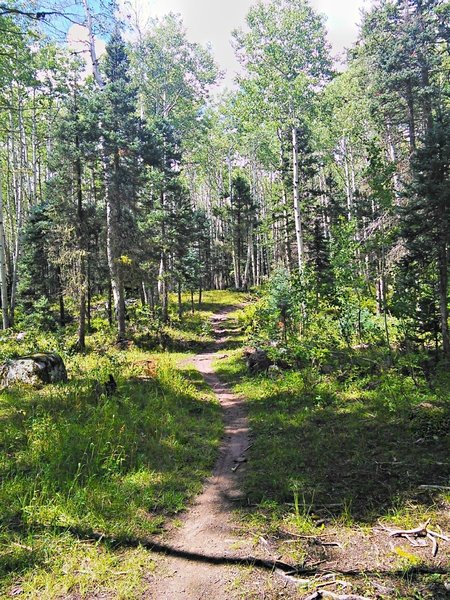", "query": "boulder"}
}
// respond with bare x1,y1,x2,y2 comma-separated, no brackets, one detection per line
0,353,67,387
